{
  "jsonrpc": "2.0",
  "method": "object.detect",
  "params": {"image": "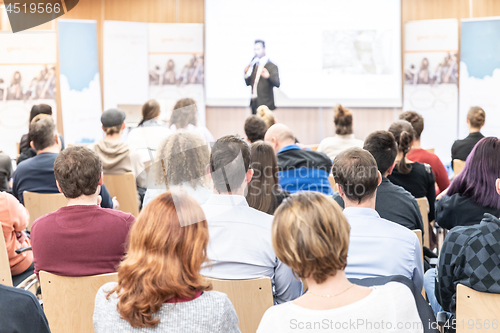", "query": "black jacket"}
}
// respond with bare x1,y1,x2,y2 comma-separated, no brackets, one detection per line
435,193,500,230
245,61,280,110
451,132,484,168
